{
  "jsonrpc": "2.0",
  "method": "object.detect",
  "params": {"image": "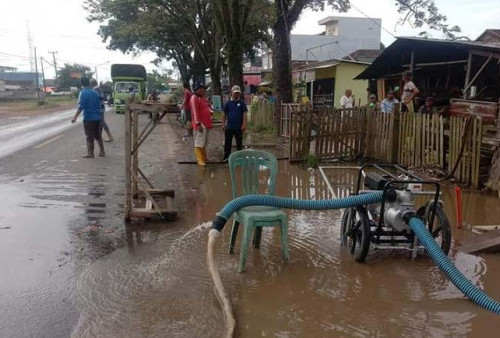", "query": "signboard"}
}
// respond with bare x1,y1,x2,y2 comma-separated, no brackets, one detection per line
212,95,222,111
450,98,498,122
